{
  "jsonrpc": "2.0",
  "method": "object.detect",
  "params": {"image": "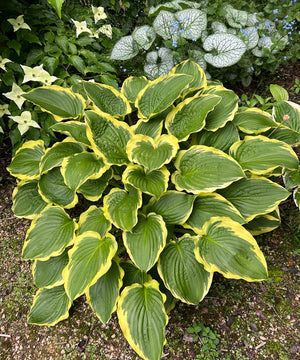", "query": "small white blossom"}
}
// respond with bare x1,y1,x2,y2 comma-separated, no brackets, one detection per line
3,83,26,109
0,56,12,71
0,104,11,117
71,19,92,37
98,24,112,39
8,15,31,32
9,111,40,135
20,64,57,85
92,6,107,23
